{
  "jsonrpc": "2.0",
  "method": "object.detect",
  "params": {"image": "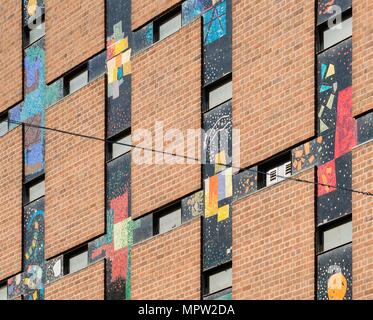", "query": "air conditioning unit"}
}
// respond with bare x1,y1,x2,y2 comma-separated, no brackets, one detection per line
266,161,292,187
